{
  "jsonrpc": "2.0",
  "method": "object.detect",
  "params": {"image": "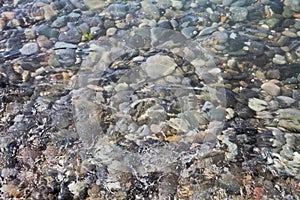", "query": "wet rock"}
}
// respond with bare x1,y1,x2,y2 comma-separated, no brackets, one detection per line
36,24,59,39
229,7,248,22
43,5,57,20
211,31,228,44
273,54,287,65
248,98,268,112
208,108,226,121
266,69,281,80
106,27,117,36
58,27,82,43
199,25,218,36
141,54,177,79
276,96,296,107
24,28,36,39
37,35,53,48
84,0,106,9
51,15,67,28
181,26,198,39
284,0,300,12
141,0,160,20
261,80,281,96
20,42,39,55
106,3,129,19
67,12,81,22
